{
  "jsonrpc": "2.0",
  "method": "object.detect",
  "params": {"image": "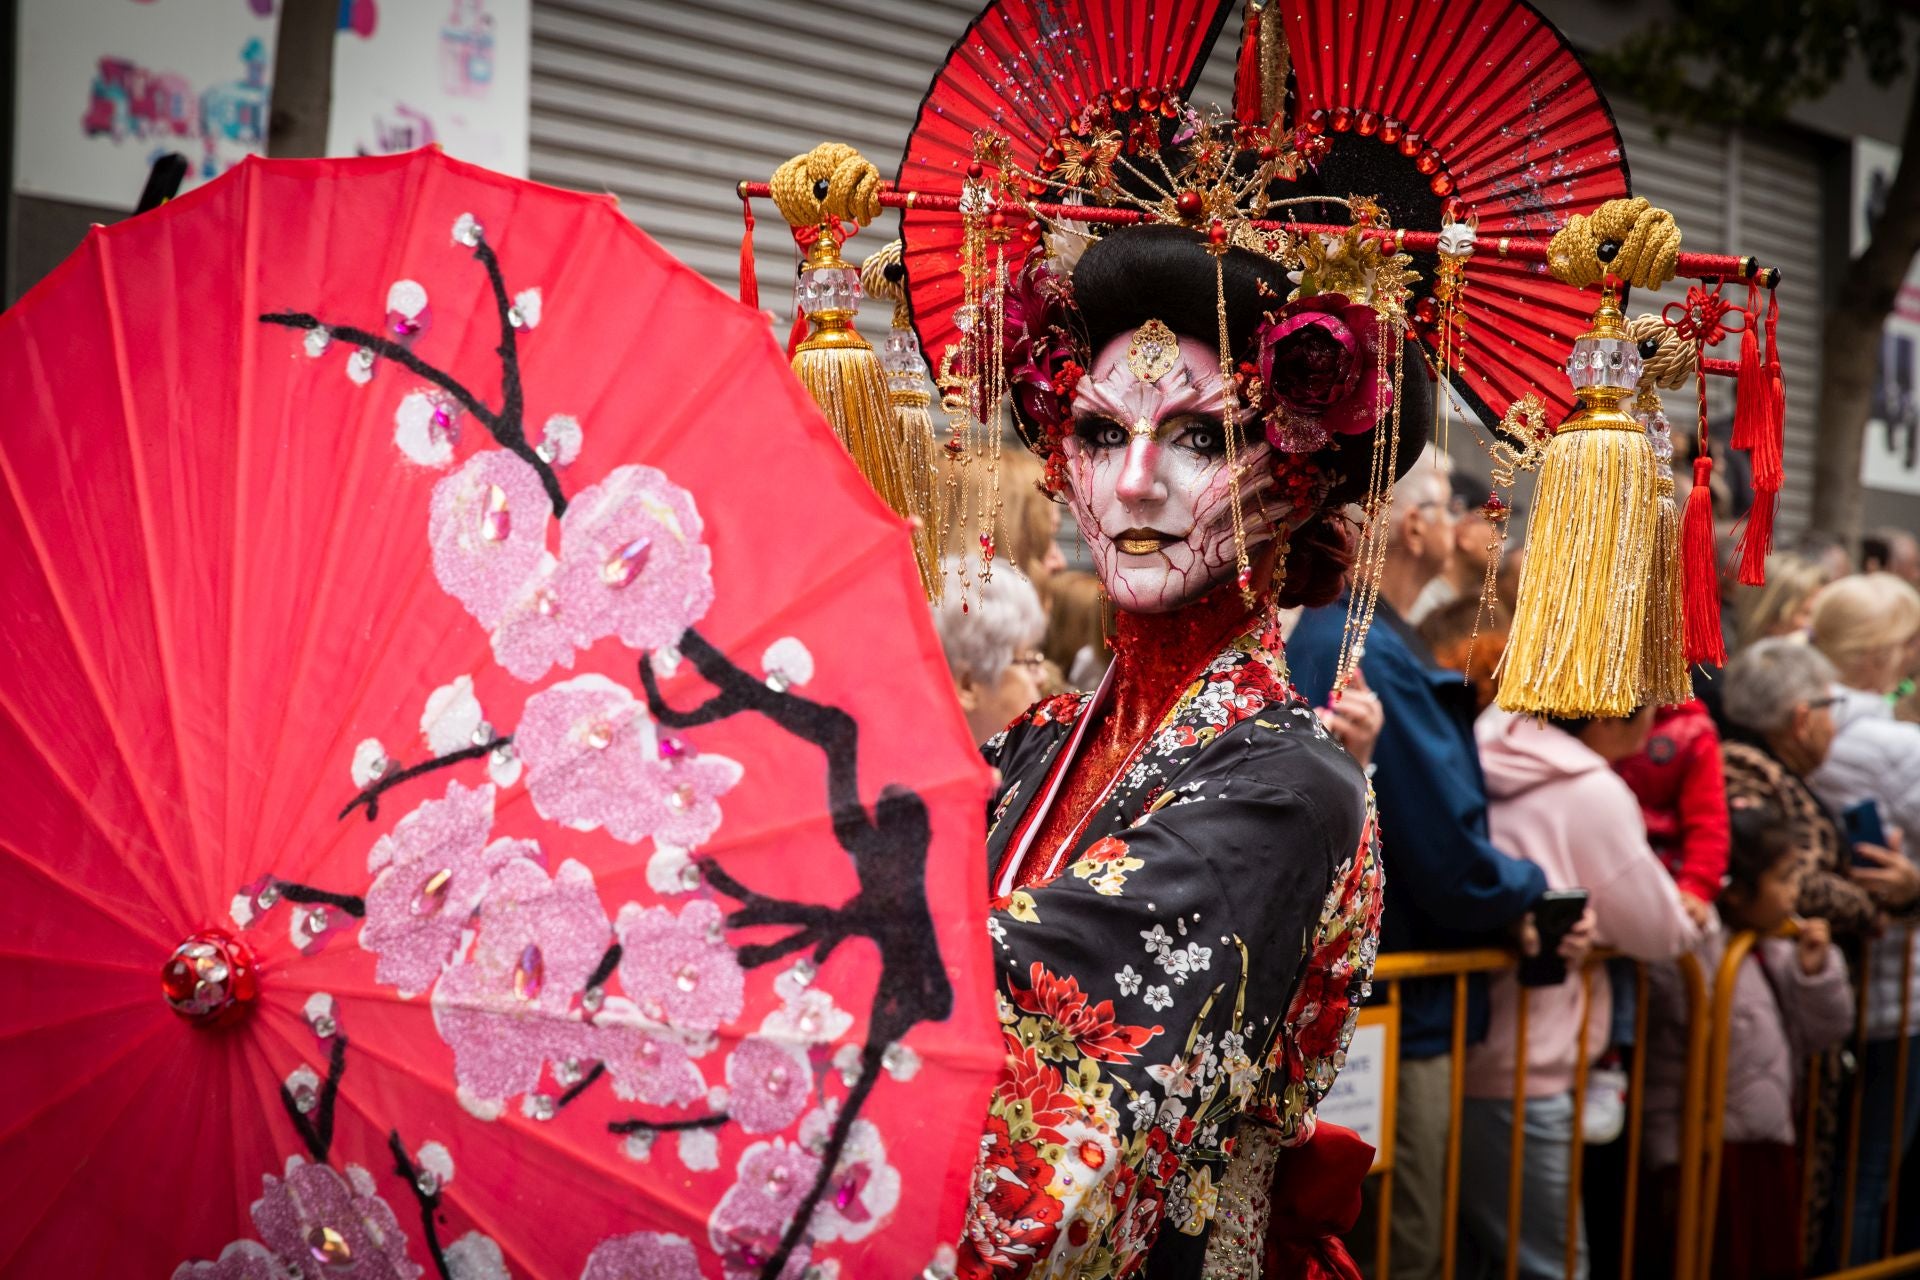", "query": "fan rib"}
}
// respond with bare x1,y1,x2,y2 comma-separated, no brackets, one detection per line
0,833,173,951
223,161,262,906
0,361,195,929
97,234,220,922
240,154,445,872
0,694,178,925
0,1016,176,1274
